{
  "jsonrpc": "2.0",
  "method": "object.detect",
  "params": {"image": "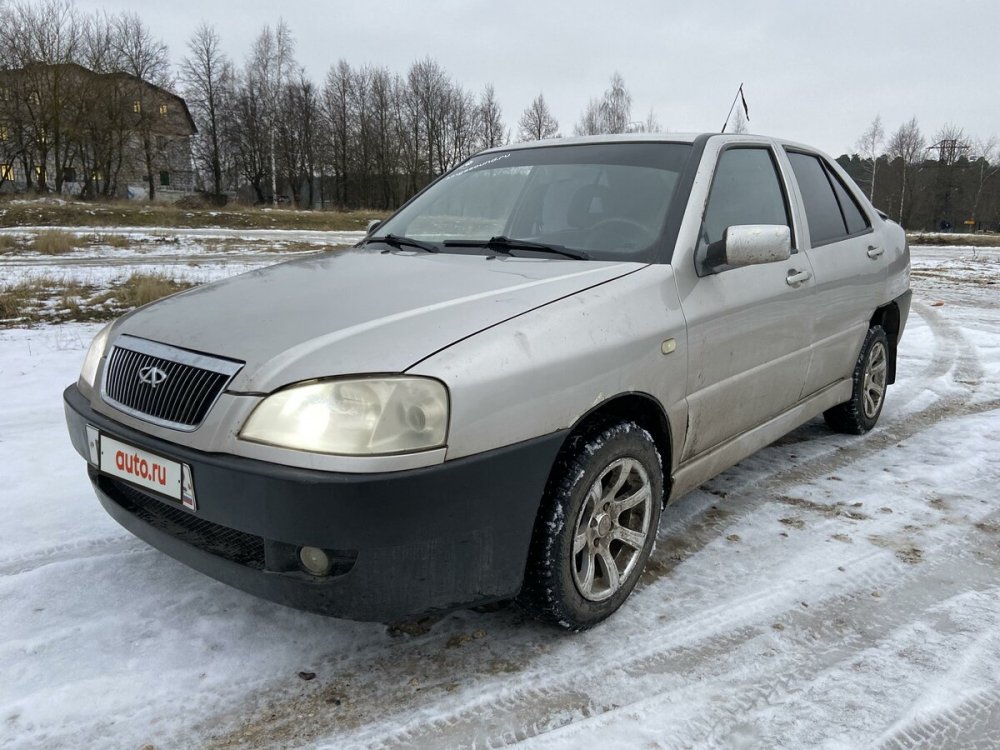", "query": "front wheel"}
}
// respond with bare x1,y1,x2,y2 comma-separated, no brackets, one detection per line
824,325,889,434
517,421,663,630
